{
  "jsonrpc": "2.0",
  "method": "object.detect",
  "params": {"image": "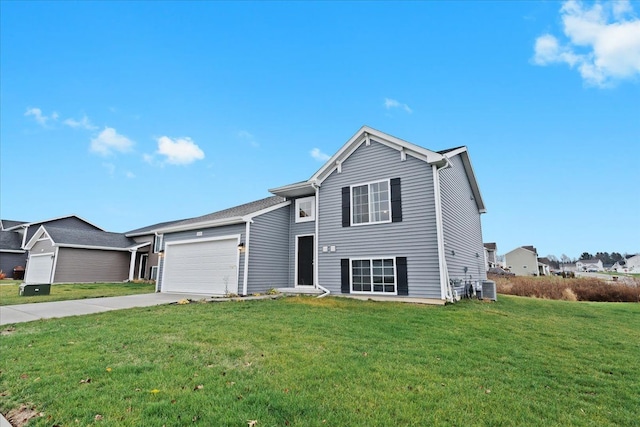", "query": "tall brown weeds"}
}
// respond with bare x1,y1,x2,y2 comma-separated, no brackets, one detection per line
491,274,640,302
